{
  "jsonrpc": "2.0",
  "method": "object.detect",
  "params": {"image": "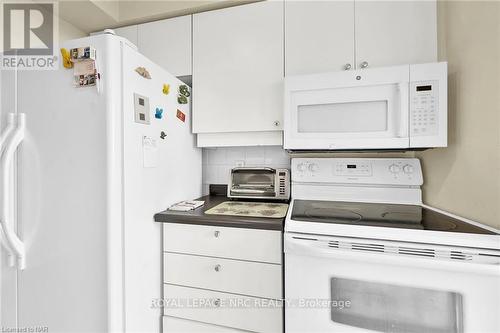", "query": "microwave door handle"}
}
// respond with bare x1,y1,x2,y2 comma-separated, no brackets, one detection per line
398,82,409,138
